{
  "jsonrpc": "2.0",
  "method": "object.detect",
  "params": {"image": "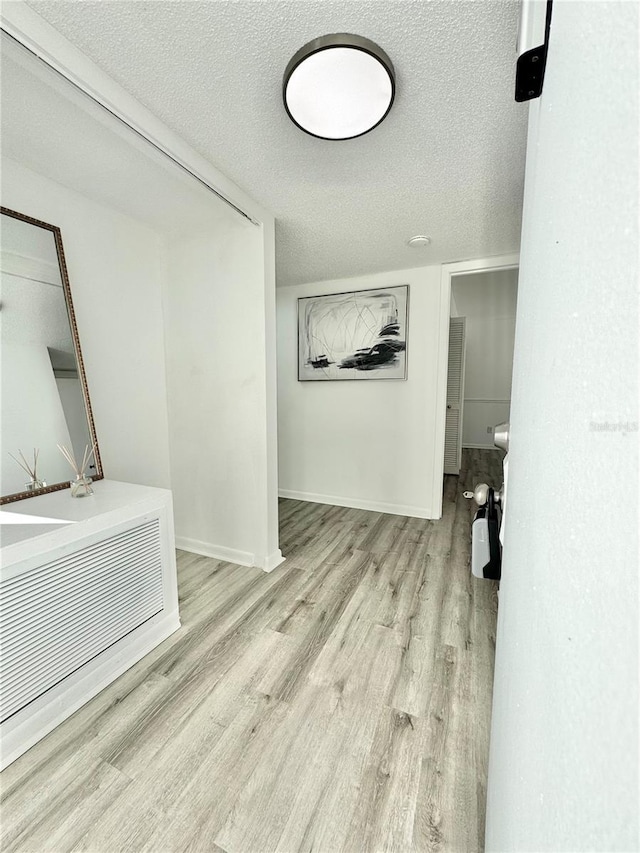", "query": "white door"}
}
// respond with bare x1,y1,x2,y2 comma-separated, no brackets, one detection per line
444,317,466,475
